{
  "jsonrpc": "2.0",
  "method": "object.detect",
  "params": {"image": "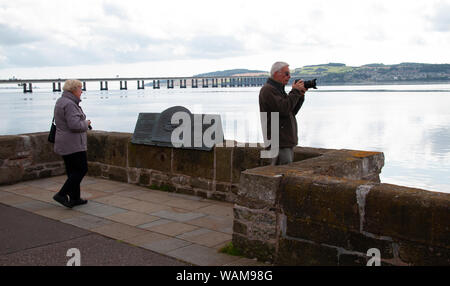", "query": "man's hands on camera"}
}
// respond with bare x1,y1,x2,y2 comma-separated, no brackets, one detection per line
292,80,307,93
